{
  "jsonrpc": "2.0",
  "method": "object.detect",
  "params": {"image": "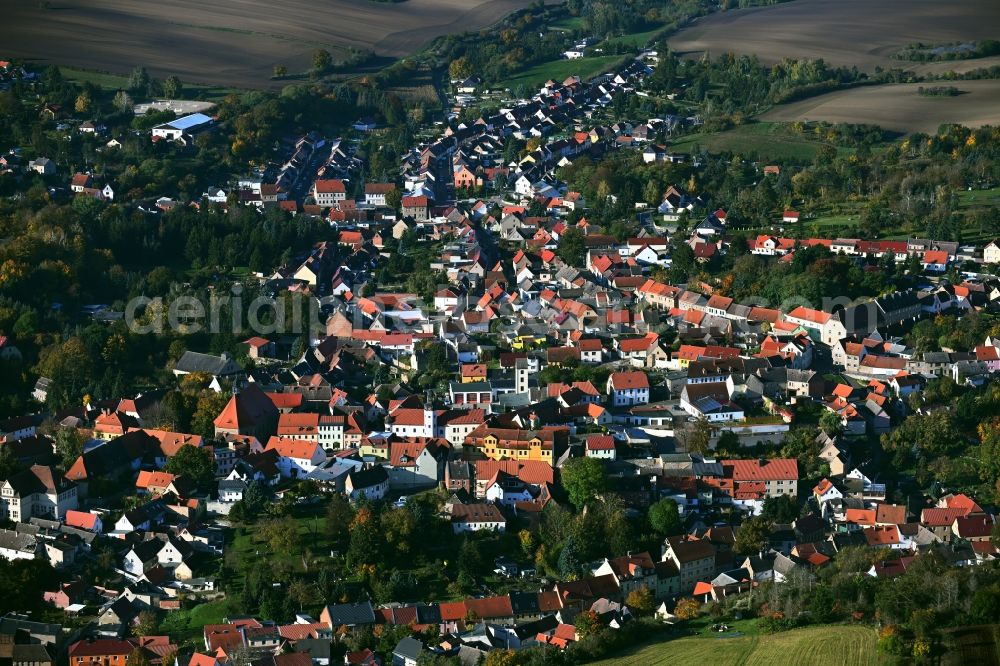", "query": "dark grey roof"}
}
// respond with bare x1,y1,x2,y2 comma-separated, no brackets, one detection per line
174,351,242,376
0,529,37,553
322,601,375,626
393,637,424,661
291,639,331,660
509,591,539,615
13,644,52,663
348,465,388,489
0,615,62,640
513,614,559,640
